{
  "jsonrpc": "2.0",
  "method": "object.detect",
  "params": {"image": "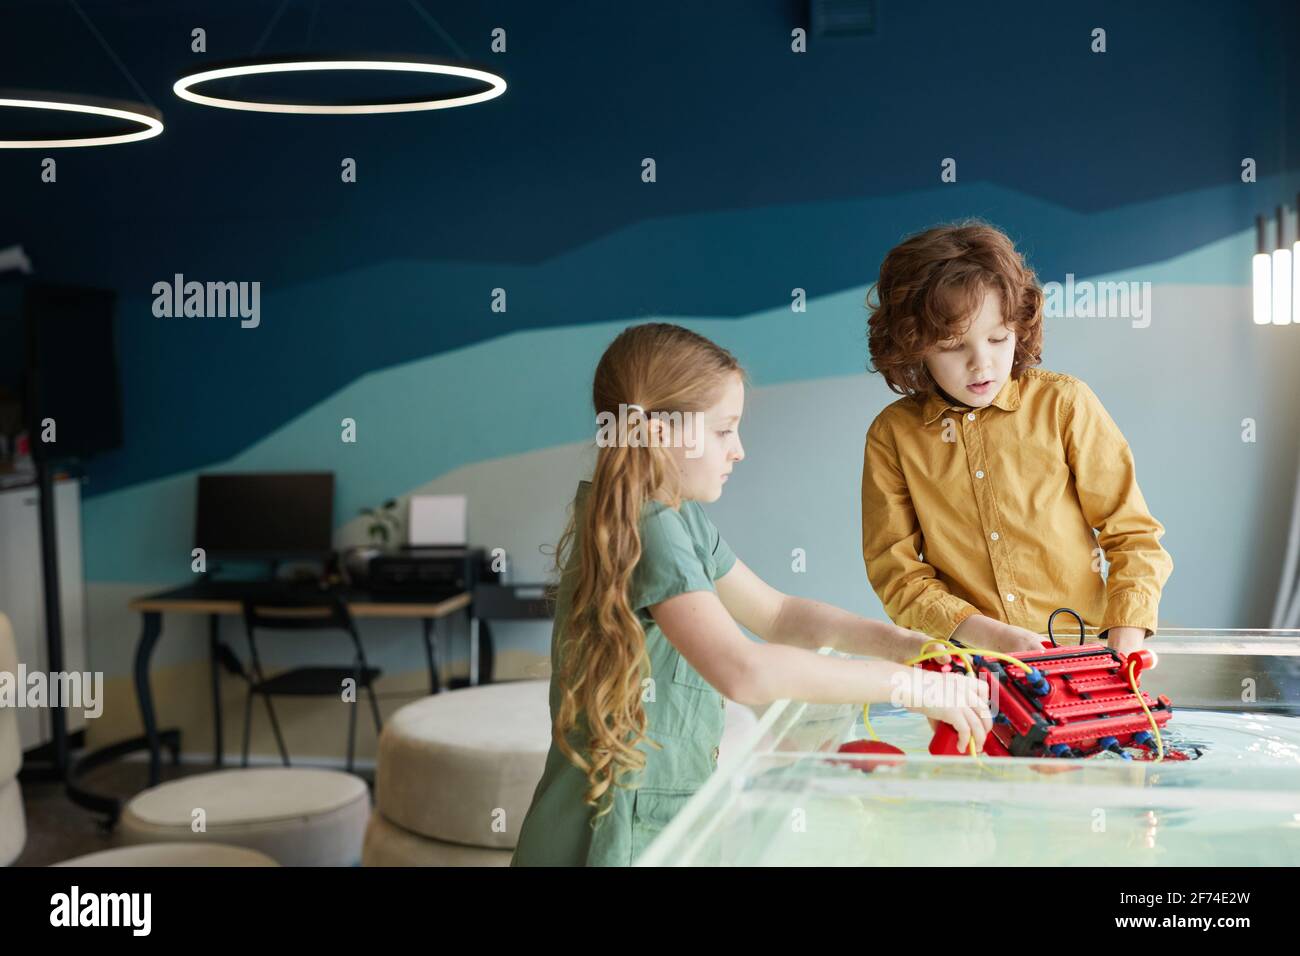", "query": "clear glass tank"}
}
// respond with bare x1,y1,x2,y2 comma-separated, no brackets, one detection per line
636,629,1300,866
